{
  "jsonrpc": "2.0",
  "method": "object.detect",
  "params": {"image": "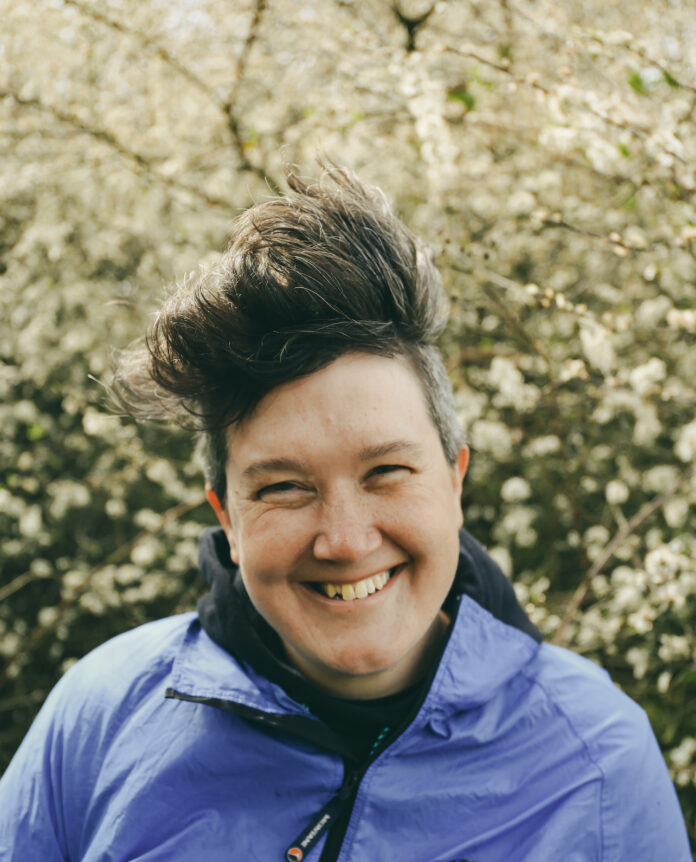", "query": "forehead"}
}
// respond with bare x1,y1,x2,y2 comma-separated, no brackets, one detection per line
225,353,439,471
